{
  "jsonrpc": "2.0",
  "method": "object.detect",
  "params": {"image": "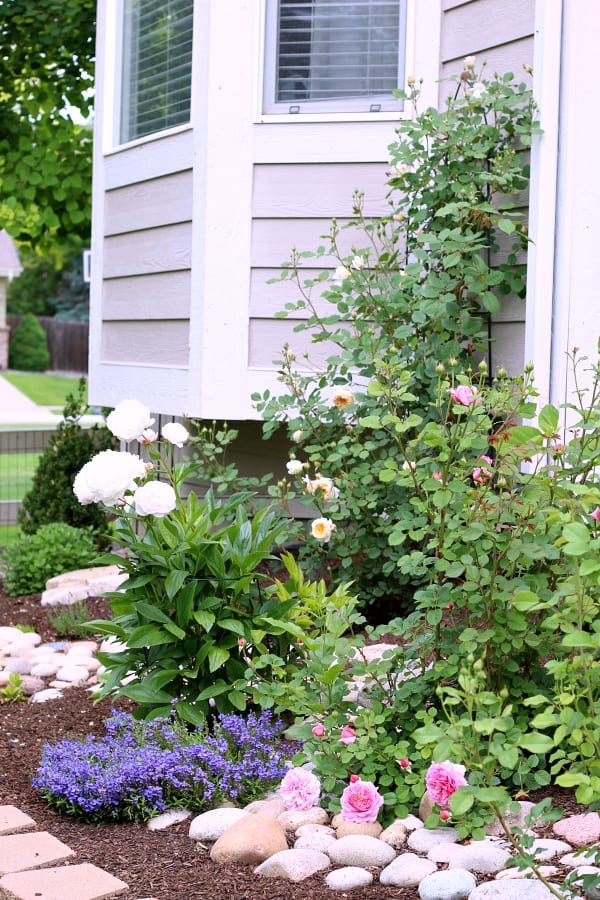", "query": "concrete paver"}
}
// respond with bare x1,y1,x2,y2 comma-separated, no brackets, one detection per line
0,831,75,875
0,807,35,836
0,862,129,899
